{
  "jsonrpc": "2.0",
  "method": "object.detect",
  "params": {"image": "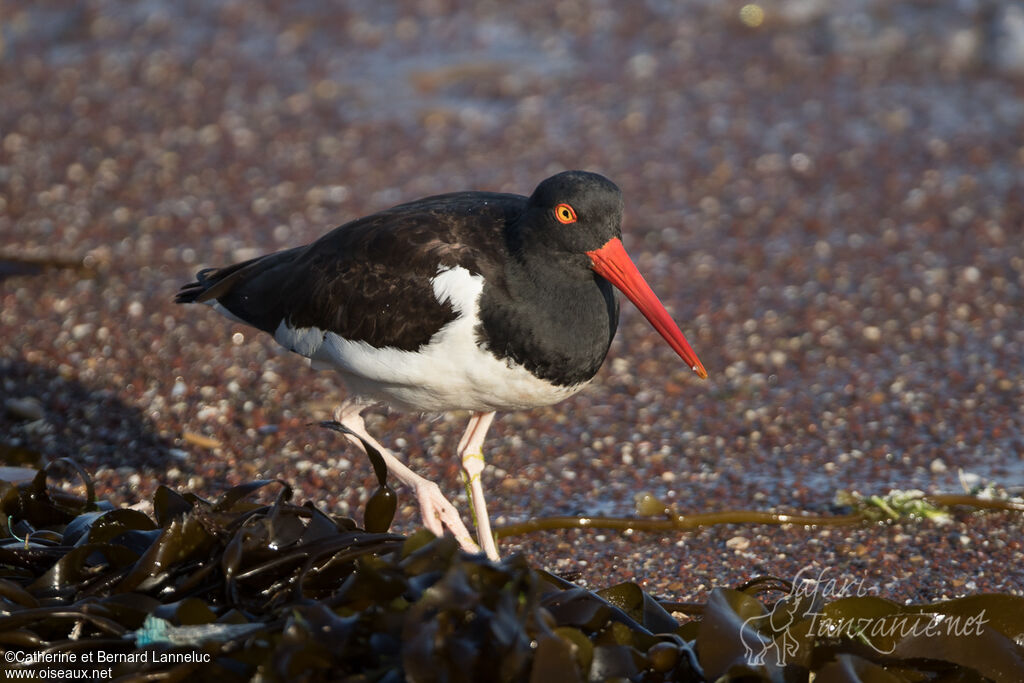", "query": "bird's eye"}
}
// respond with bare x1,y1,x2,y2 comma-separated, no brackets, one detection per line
554,203,577,224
